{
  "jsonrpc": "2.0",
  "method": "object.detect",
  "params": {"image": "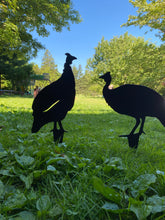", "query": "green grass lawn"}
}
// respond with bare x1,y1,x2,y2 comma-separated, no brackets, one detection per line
0,95,165,219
